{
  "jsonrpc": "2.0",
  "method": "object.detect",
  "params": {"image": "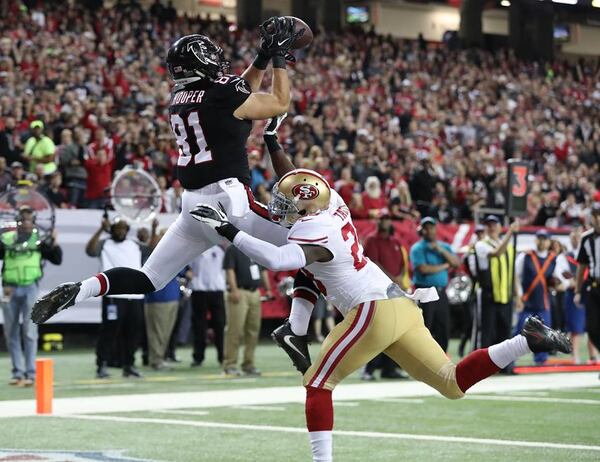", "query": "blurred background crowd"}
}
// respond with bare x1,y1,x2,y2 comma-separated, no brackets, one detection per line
1,0,599,226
